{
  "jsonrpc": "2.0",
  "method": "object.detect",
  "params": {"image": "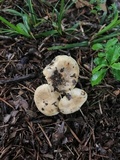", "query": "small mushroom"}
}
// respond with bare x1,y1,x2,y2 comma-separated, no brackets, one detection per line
34,84,60,116
43,55,79,92
58,88,87,114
